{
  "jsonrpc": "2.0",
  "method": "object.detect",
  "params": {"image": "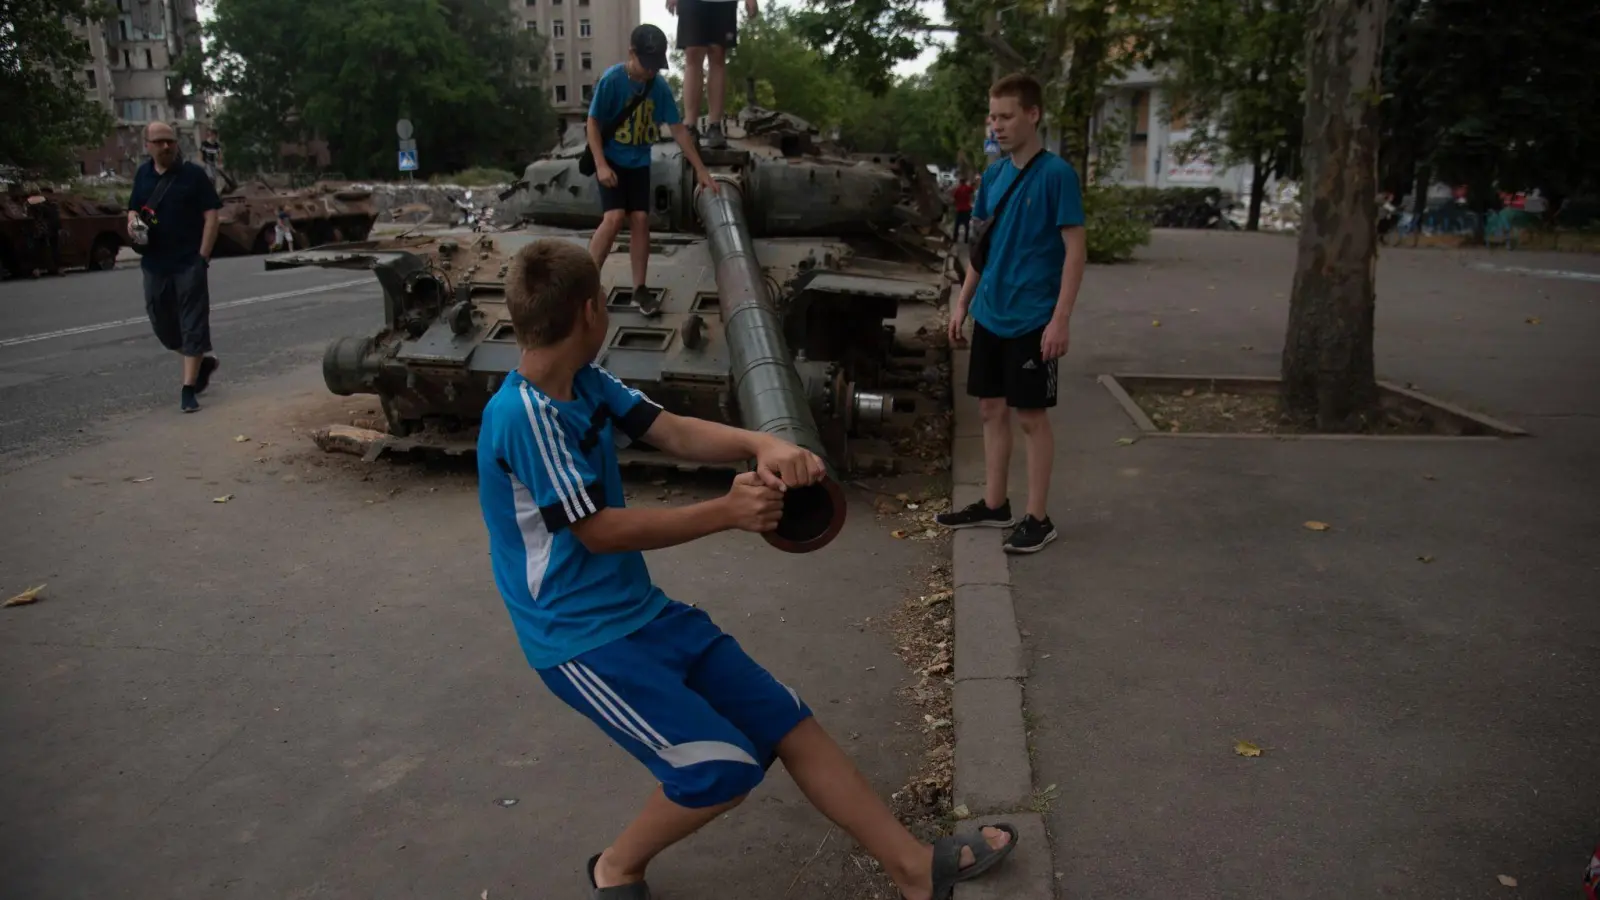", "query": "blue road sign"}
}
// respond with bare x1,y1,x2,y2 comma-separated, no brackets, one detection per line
398,149,418,171
984,130,1001,157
